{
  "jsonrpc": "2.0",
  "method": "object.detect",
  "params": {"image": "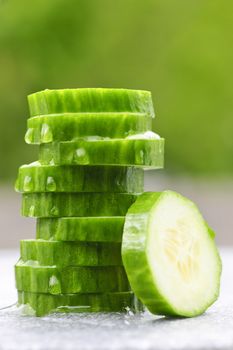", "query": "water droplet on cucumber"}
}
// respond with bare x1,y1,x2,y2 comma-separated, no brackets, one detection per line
136,149,145,164
23,176,33,192
20,303,36,316
49,275,61,294
41,124,53,143
50,206,59,216
74,148,89,164
28,205,35,217
25,128,34,144
115,178,123,190
126,131,160,140
46,176,57,191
